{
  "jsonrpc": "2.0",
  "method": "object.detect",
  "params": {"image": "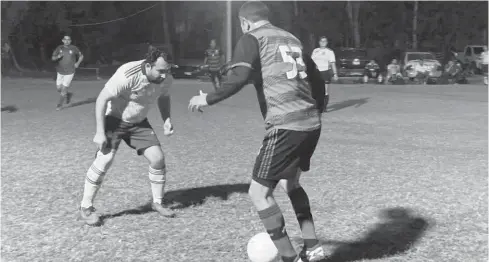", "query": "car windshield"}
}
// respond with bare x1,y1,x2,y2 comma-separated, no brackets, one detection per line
339,49,367,58
473,47,484,55
407,53,436,61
